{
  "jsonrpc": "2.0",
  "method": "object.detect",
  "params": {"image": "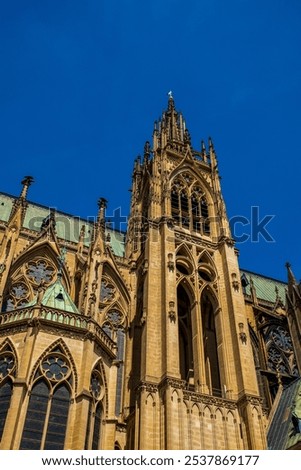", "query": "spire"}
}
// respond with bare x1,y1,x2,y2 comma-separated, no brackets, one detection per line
153,92,188,150
286,262,297,288
20,176,34,200
167,90,175,110
97,197,107,227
